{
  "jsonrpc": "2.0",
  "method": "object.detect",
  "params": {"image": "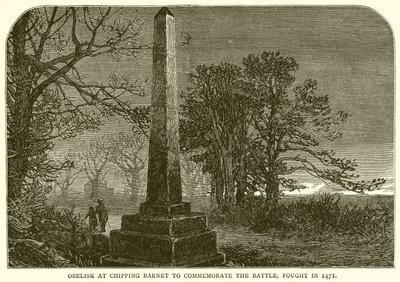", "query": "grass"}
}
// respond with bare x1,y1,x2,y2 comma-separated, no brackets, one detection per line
209,193,393,237
208,193,394,267
221,242,318,267
8,183,104,267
